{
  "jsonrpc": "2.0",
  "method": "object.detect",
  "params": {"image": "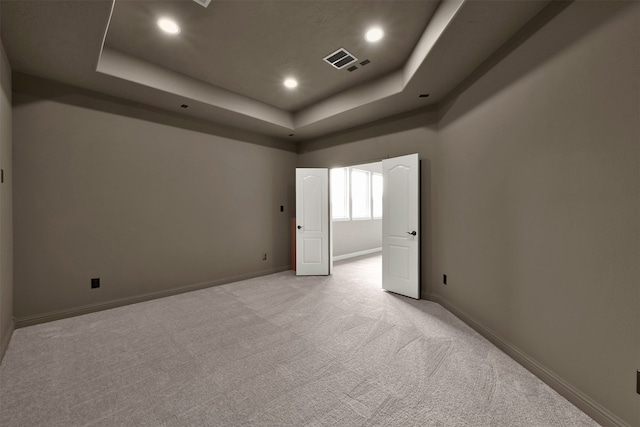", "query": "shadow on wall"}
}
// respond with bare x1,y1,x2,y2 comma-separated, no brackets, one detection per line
298,2,634,154
299,105,439,153
438,1,635,127
12,73,297,153
420,157,433,298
